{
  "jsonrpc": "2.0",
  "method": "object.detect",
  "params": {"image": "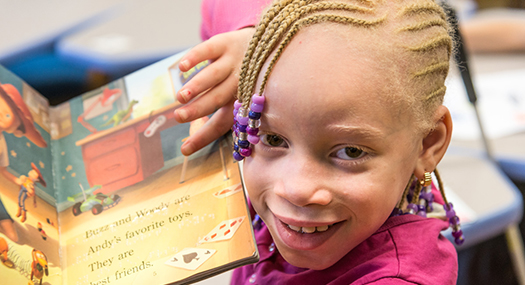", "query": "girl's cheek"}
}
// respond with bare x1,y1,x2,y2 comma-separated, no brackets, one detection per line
243,158,275,197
